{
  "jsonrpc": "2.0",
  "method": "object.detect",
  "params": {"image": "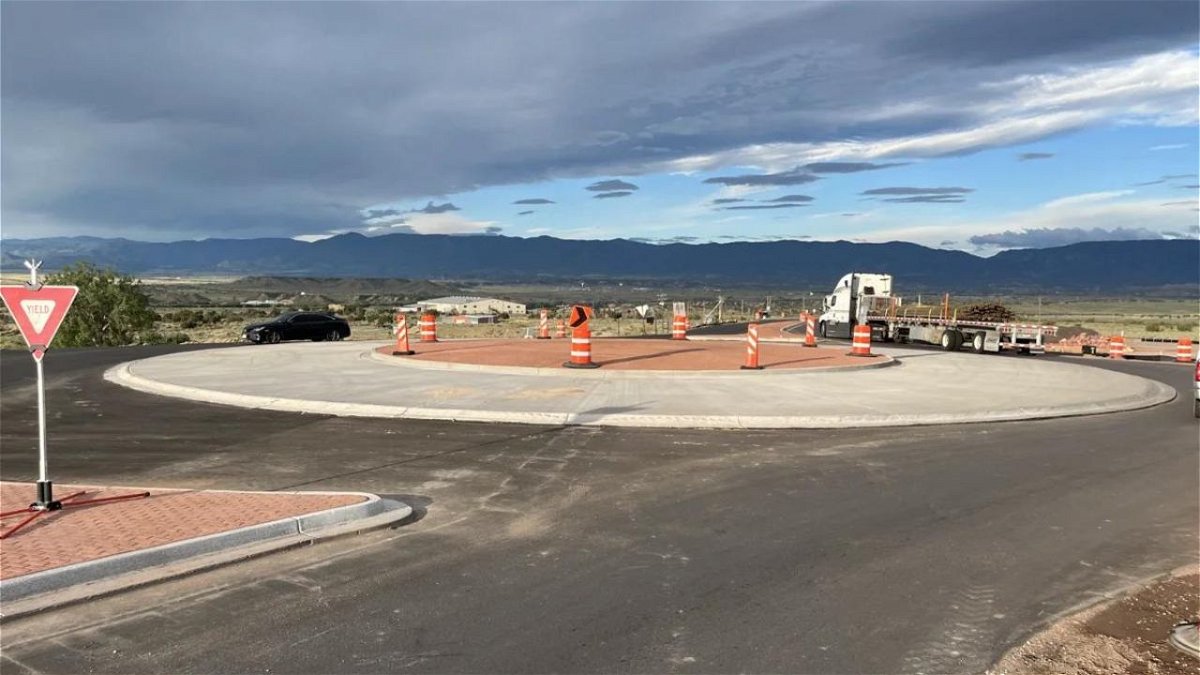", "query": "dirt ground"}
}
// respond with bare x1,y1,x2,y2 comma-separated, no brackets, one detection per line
990,567,1199,675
